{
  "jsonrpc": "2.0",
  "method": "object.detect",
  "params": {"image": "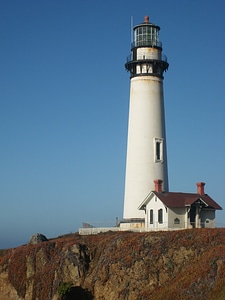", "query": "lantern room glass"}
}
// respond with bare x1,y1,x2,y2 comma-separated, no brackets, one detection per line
134,26,159,47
